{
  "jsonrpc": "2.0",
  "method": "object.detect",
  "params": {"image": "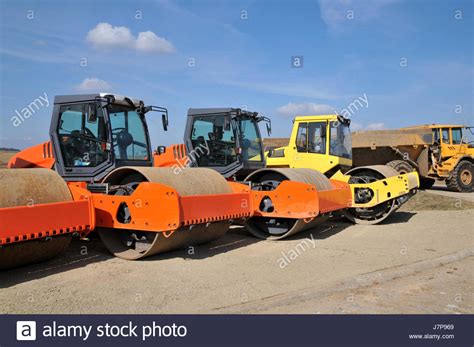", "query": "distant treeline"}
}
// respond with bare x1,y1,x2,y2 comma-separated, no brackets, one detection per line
0,147,20,152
